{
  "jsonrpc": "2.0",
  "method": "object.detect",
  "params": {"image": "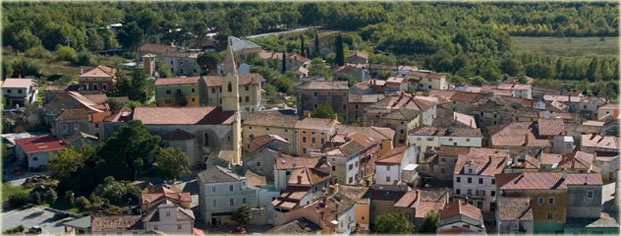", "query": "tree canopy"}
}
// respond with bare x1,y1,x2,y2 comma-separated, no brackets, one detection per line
373,212,415,234
153,147,190,180
310,103,337,120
